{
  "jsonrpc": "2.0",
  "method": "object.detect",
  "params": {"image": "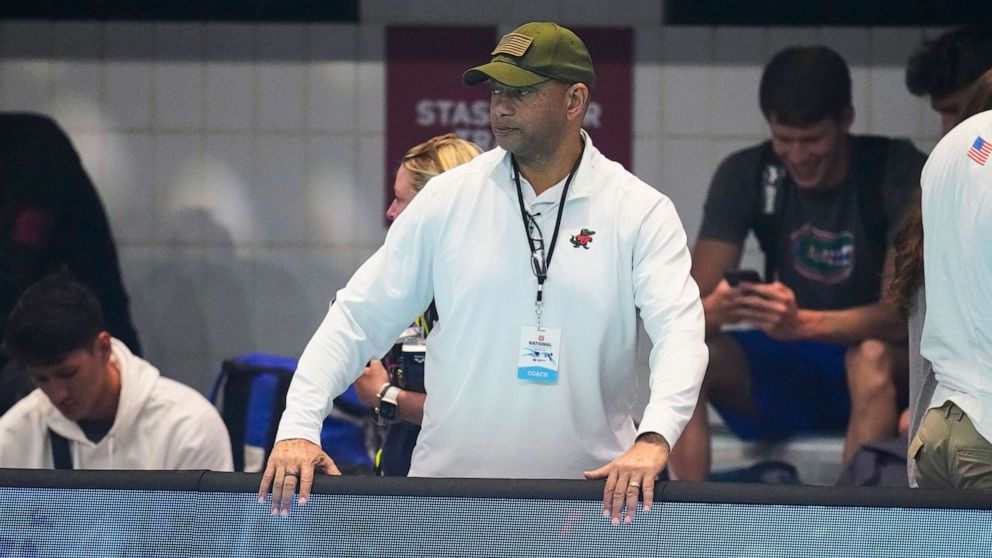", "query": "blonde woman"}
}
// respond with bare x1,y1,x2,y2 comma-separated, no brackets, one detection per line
385,133,483,220
355,133,481,475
